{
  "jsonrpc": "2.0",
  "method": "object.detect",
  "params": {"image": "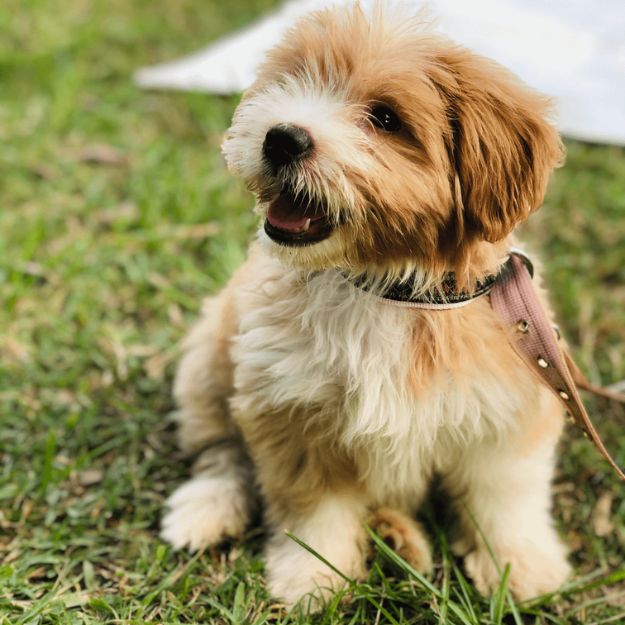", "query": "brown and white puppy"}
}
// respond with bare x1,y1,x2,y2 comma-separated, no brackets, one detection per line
161,2,569,609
